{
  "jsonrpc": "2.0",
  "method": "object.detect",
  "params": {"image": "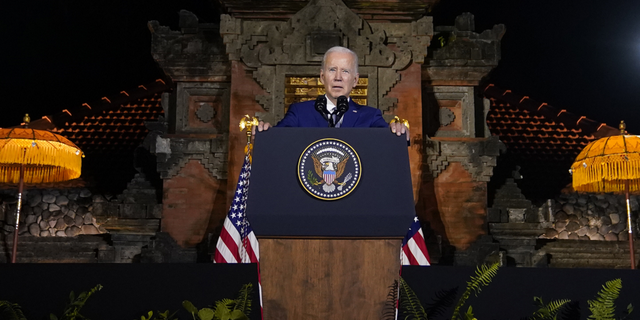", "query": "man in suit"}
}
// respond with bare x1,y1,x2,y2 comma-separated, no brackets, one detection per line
256,46,408,138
